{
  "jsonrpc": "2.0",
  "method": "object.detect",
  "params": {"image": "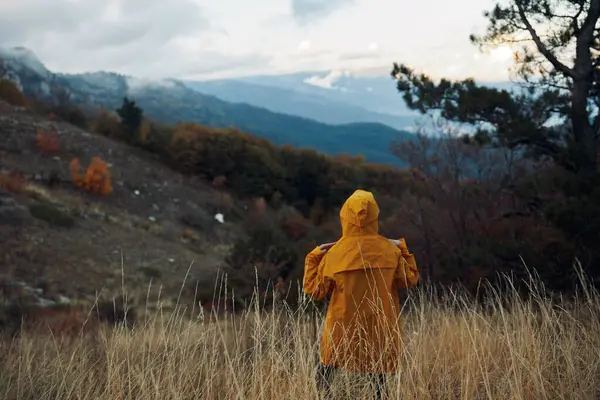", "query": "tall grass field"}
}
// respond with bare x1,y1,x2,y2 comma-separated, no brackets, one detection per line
1,269,599,399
